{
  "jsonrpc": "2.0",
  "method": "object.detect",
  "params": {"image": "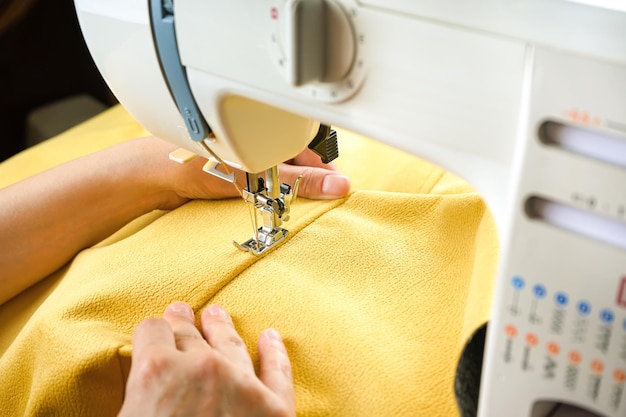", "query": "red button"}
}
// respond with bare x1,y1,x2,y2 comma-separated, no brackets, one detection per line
590,359,604,374
568,350,582,365
547,342,560,356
